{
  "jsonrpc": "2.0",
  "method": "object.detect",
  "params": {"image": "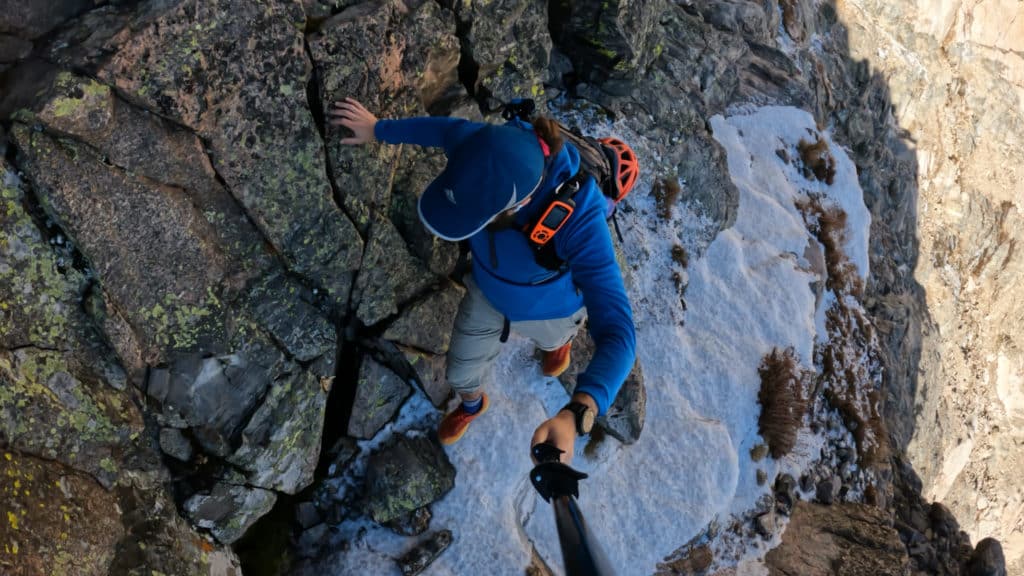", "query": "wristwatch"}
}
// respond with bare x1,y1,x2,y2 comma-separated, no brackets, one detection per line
561,401,596,436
